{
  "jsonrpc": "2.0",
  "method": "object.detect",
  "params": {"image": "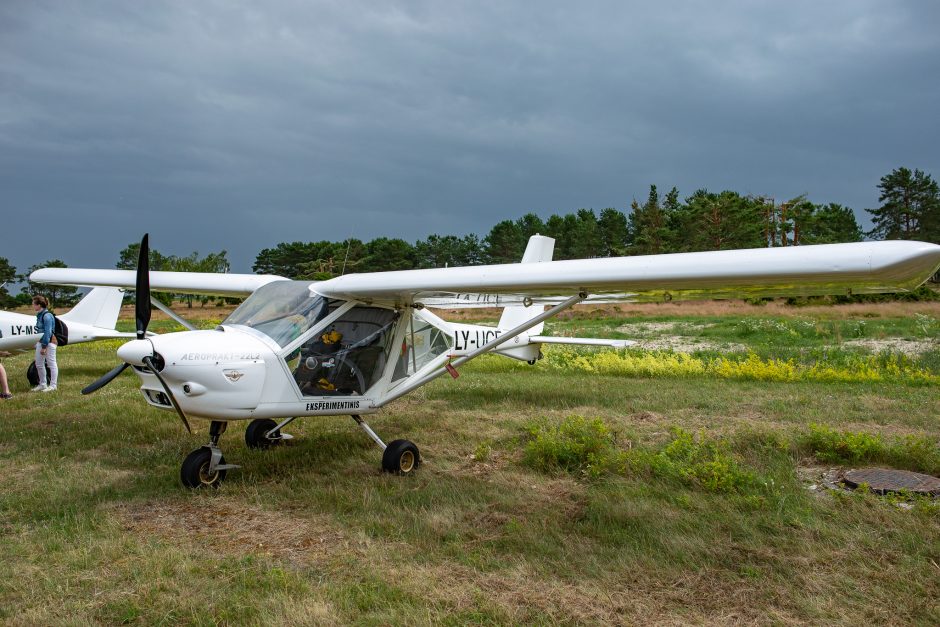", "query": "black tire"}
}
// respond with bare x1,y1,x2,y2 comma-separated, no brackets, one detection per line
245,418,280,449
26,362,52,387
382,439,421,474
180,447,227,489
